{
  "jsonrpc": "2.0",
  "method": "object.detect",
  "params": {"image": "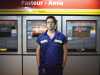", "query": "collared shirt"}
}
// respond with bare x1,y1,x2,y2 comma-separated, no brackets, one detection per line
36,29,67,69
